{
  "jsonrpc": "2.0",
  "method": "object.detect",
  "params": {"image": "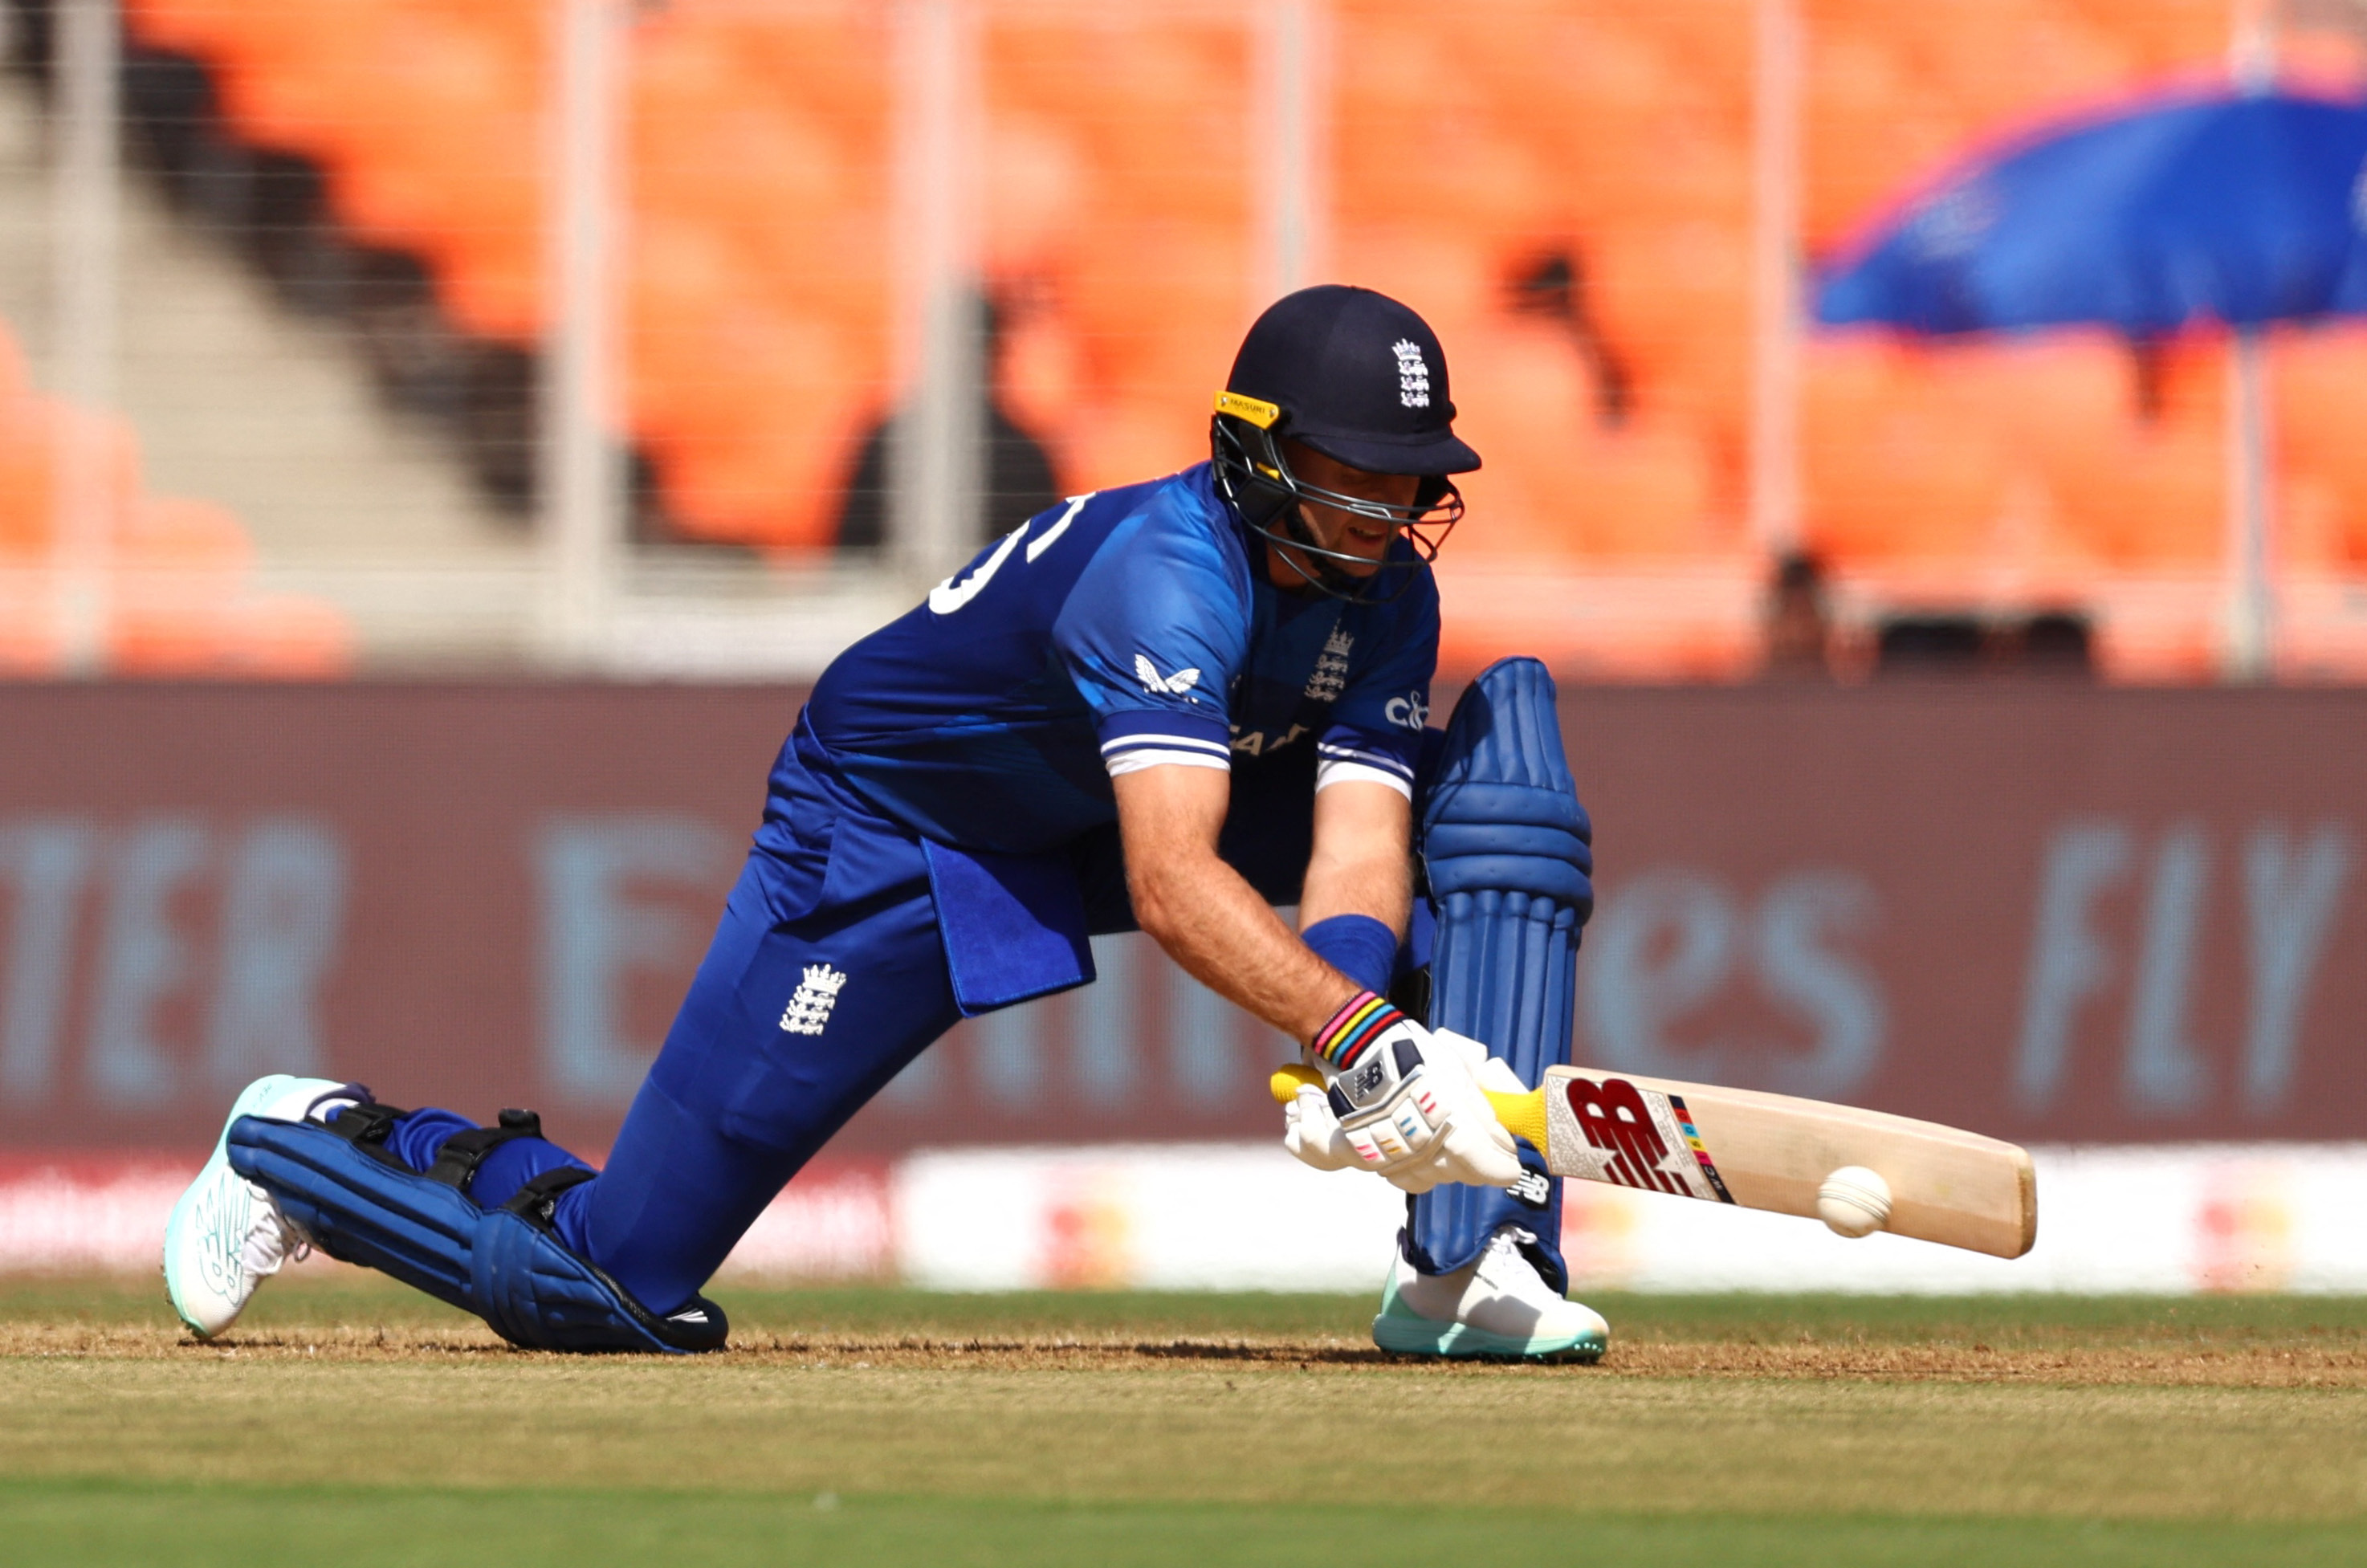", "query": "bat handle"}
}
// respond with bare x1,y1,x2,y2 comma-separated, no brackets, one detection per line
1485,1086,1550,1152
1269,1062,1550,1154
1267,1063,1324,1104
